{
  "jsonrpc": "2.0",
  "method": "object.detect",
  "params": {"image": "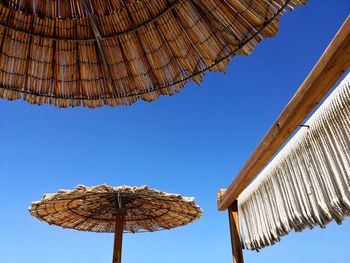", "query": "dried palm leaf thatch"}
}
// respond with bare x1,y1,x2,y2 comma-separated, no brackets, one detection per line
29,184,202,233
0,0,306,107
